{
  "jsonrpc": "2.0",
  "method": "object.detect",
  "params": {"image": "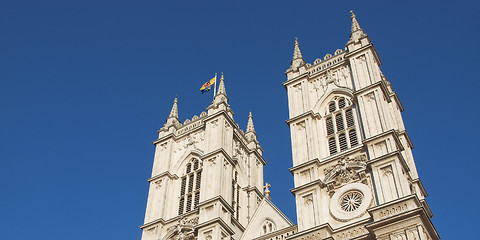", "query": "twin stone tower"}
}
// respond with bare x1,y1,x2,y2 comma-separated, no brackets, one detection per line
140,12,439,240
